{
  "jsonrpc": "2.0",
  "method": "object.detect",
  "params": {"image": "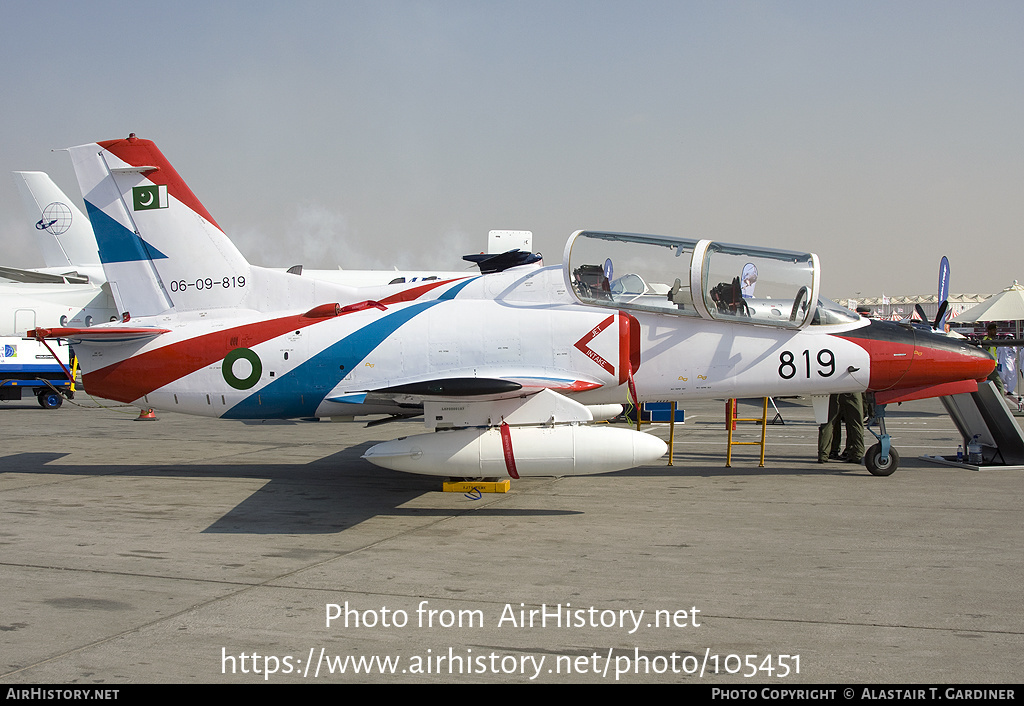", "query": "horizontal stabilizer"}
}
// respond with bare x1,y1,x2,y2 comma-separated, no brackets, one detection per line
0,265,90,284
28,326,170,343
